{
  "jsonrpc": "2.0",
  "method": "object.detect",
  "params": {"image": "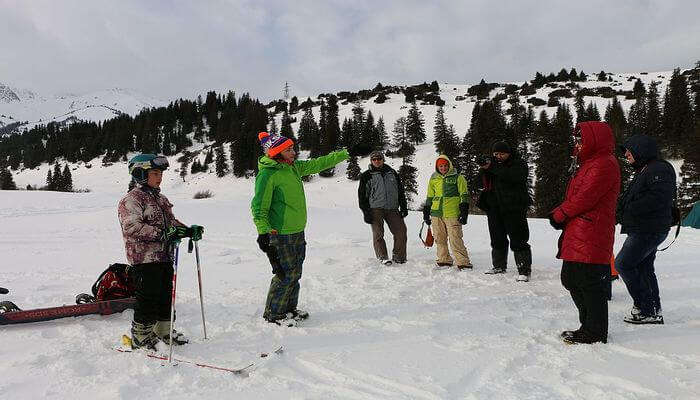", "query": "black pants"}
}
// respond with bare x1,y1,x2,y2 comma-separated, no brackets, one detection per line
561,261,610,340
131,262,173,324
486,209,532,274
